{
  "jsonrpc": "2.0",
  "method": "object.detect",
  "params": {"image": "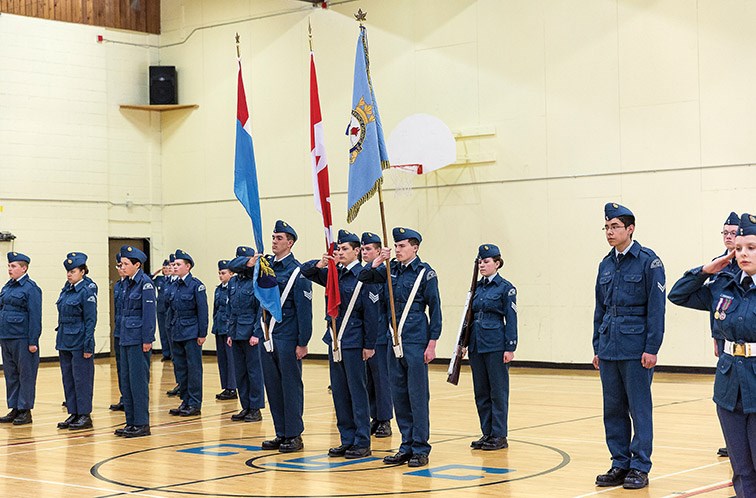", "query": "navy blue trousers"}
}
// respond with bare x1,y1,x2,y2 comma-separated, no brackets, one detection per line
261,339,304,438
59,350,94,415
172,339,203,408
469,350,510,438
119,344,151,426
231,339,264,411
366,342,393,422
157,311,171,358
330,347,371,448
599,359,654,473
113,336,123,404
216,334,237,390
718,398,756,497
0,338,39,410
389,343,431,456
